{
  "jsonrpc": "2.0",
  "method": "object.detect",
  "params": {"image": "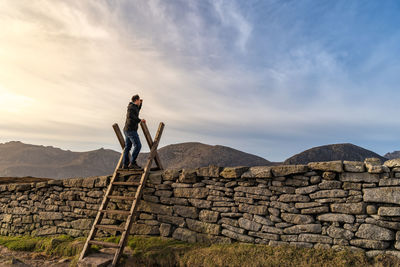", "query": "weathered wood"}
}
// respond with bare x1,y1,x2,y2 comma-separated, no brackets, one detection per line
112,122,165,267
100,210,130,216
80,121,166,267
78,151,124,261
95,225,125,232
140,121,164,170
89,240,120,248
107,195,136,201
113,181,141,186
112,123,125,149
